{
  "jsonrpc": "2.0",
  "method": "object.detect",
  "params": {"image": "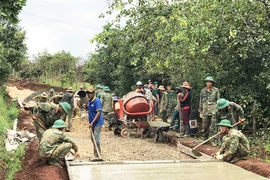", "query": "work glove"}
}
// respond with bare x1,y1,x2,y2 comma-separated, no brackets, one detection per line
215,154,223,160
